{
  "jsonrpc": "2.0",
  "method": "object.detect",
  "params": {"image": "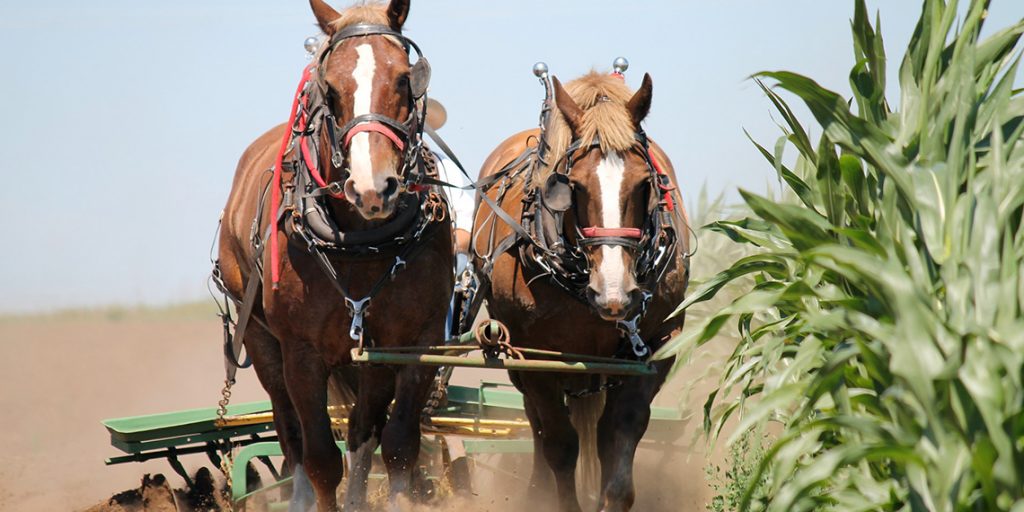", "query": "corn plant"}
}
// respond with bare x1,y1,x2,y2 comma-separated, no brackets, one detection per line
655,0,1024,510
